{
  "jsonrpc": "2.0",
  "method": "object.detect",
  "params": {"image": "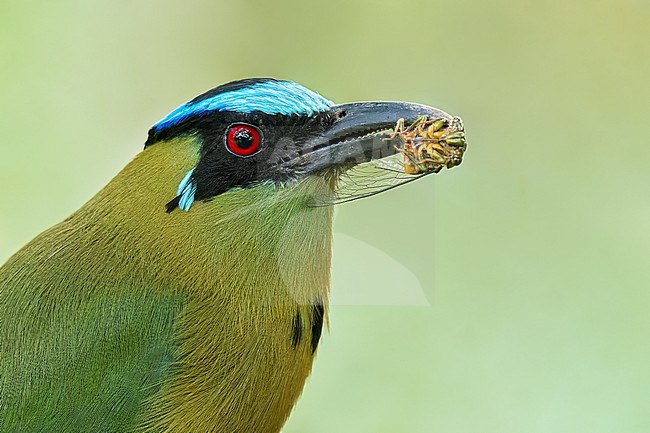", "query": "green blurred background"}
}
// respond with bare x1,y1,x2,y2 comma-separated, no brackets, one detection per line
1,1,649,432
